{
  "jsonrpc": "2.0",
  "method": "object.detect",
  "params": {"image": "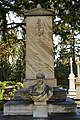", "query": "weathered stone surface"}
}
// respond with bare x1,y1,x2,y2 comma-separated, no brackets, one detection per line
25,7,53,16
50,88,67,101
33,105,48,117
26,15,55,82
4,98,76,115
1,111,80,120
4,100,33,115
